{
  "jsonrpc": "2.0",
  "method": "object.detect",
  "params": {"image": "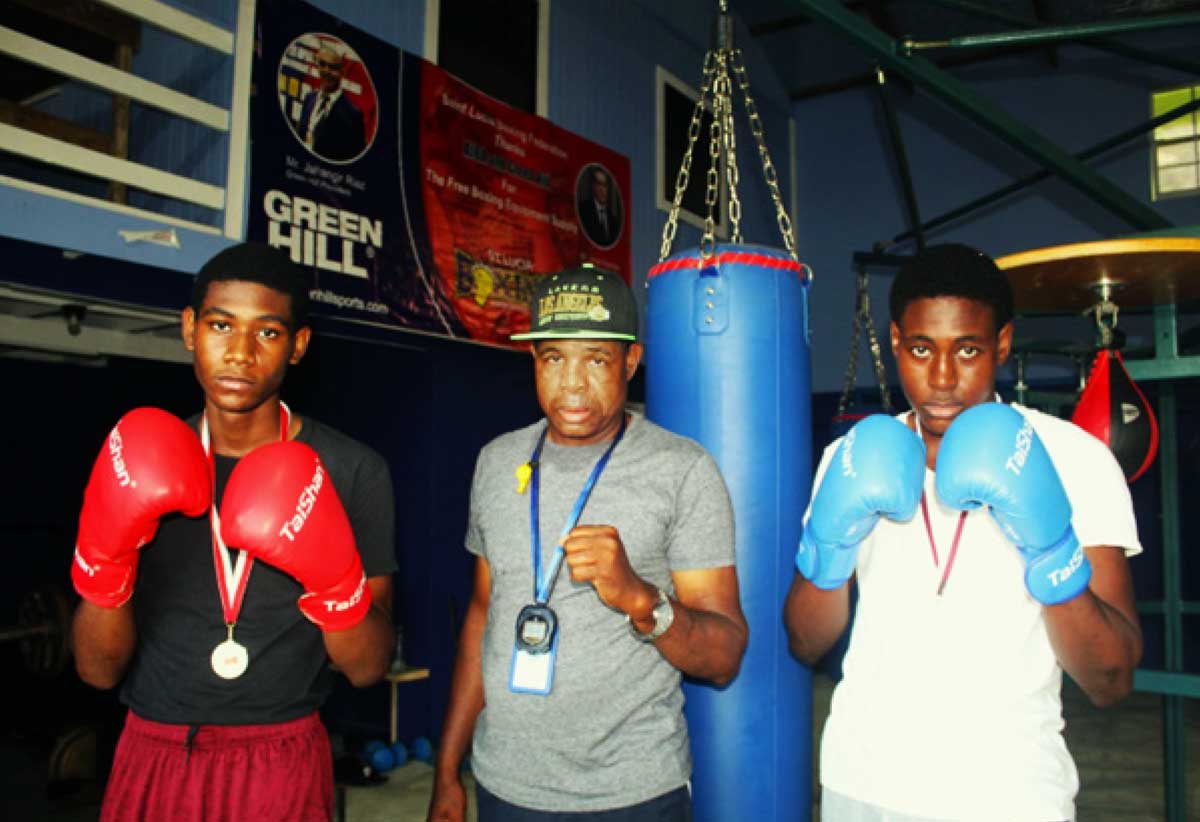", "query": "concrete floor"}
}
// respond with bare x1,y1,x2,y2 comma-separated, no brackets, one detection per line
339,674,1200,821
8,673,1197,820
1062,678,1200,821
339,762,477,822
